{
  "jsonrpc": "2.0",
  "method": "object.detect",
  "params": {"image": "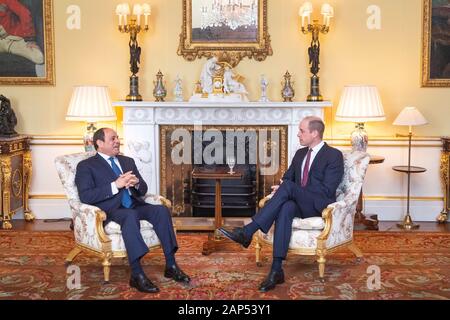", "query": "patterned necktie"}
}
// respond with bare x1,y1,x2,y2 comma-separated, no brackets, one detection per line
301,149,312,187
109,157,133,208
